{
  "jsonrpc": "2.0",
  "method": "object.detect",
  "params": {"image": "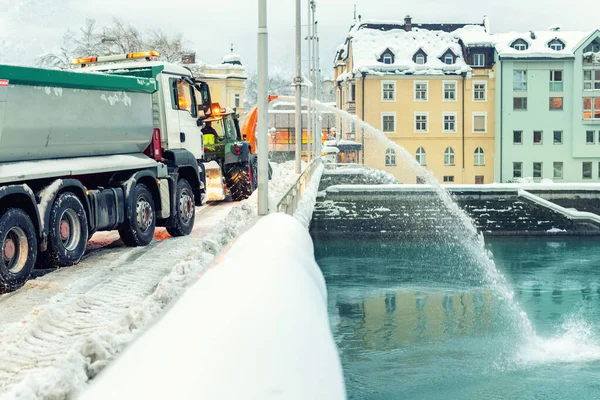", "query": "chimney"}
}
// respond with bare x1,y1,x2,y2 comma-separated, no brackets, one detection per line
404,15,412,31
529,30,536,40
